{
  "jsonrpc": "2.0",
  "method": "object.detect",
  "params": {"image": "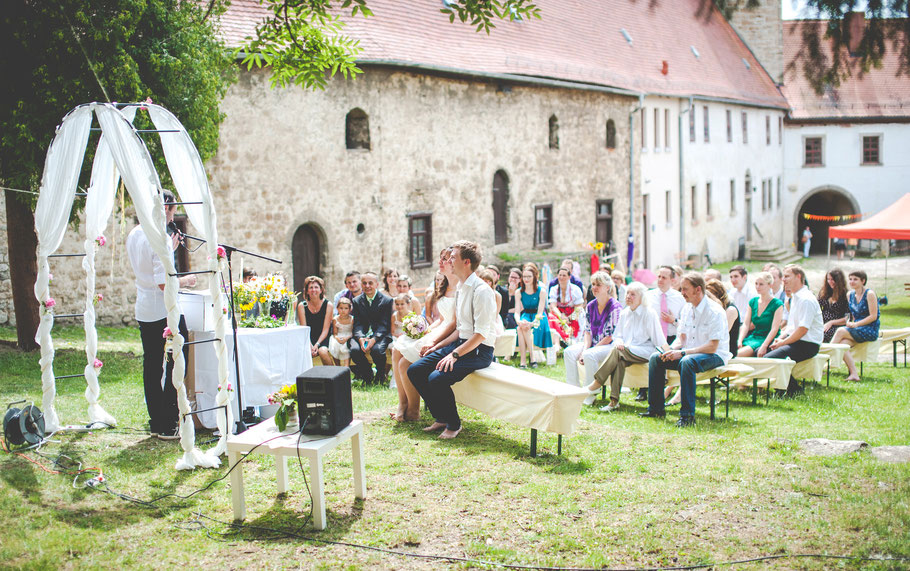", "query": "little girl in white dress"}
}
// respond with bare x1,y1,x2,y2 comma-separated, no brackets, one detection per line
328,297,354,366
